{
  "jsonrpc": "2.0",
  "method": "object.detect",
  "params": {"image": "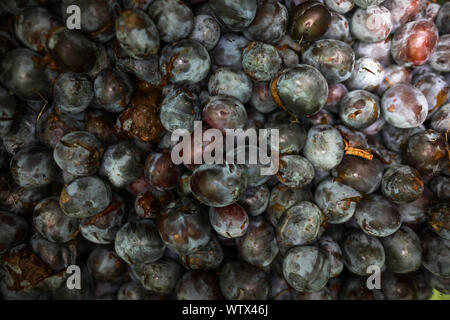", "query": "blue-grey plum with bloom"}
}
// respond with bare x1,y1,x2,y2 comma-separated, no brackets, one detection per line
60,176,112,218
33,197,79,243
160,39,211,85
339,90,380,129
413,72,449,120
277,45,300,67
158,199,211,255
429,176,450,200
266,184,313,227
212,33,249,69
276,201,323,250
208,67,253,103
430,35,450,72
144,151,182,191
54,72,93,114
237,216,279,268
80,194,125,245
190,163,248,207
350,6,392,43
381,226,422,274
403,129,448,177
94,68,134,113
202,95,248,133
99,141,144,188
140,258,183,294
242,42,282,82
209,0,258,32
354,194,402,237
53,131,103,177
314,177,361,224
346,57,384,91
282,246,331,293
302,39,355,84
430,103,450,133
421,231,450,278
87,249,126,286
160,88,201,133
148,0,194,43
277,155,315,188
436,2,450,34
270,65,329,117
0,48,53,101
264,120,306,155
115,9,160,59
189,15,221,51
381,83,428,128
319,236,344,278
320,12,351,42
243,0,288,44
342,230,385,276
381,165,424,204
250,81,278,114
376,65,412,96
209,203,249,239
381,124,424,153
303,125,344,171
238,184,270,217
115,220,166,265
10,146,56,189
428,203,450,241
15,6,61,52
